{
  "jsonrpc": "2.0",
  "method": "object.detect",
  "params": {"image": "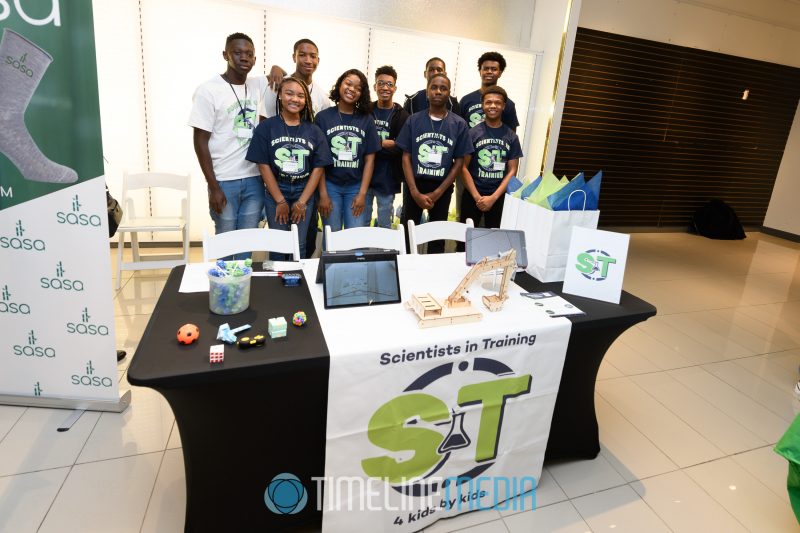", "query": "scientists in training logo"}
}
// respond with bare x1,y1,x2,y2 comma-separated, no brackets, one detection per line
475,143,507,179
361,356,532,498
575,249,617,281
264,472,308,514
275,144,309,176
331,132,362,168
417,141,448,169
